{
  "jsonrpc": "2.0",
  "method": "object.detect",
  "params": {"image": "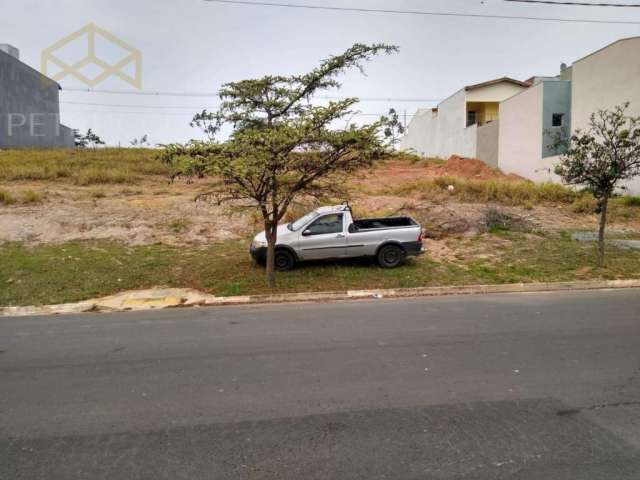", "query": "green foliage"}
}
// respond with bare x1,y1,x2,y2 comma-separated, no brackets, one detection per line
482,208,512,233
620,195,640,207
73,129,86,148
571,195,597,214
554,103,640,199
2,234,639,306
381,108,405,148
161,43,399,285
130,134,150,147
74,128,106,148
553,103,640,265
